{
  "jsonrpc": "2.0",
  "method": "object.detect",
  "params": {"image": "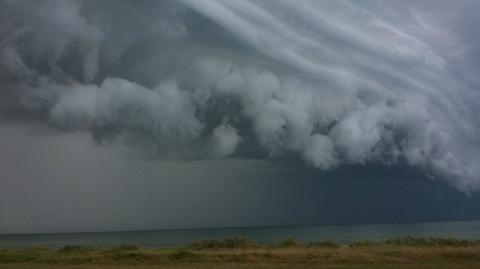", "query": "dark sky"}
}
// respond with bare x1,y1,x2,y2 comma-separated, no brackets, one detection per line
0,0,479,234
